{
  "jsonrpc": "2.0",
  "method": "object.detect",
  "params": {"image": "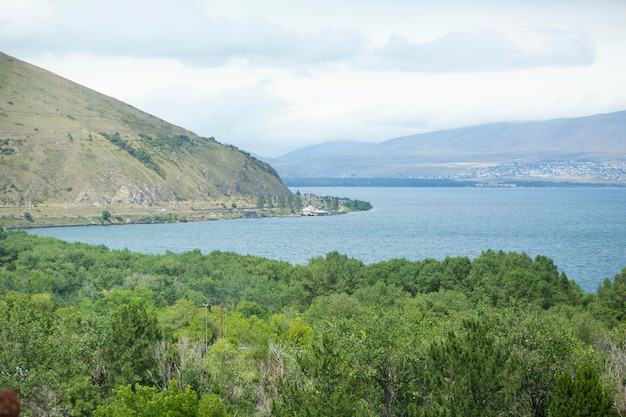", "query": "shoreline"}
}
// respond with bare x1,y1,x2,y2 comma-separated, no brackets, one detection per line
1,194,371,230
2,207,352,230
